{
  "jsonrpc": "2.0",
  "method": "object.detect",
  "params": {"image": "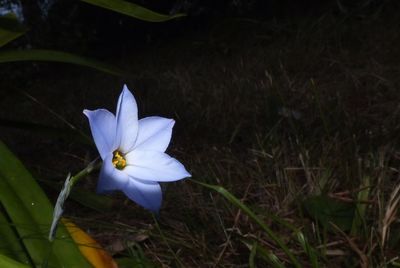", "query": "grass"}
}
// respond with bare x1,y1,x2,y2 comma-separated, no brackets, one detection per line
1,3,400,267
